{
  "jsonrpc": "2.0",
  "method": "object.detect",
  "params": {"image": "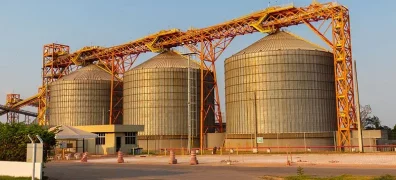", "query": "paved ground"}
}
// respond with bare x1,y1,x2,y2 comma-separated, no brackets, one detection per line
45,162,396,180
46,153,396,179
76,153,396,166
